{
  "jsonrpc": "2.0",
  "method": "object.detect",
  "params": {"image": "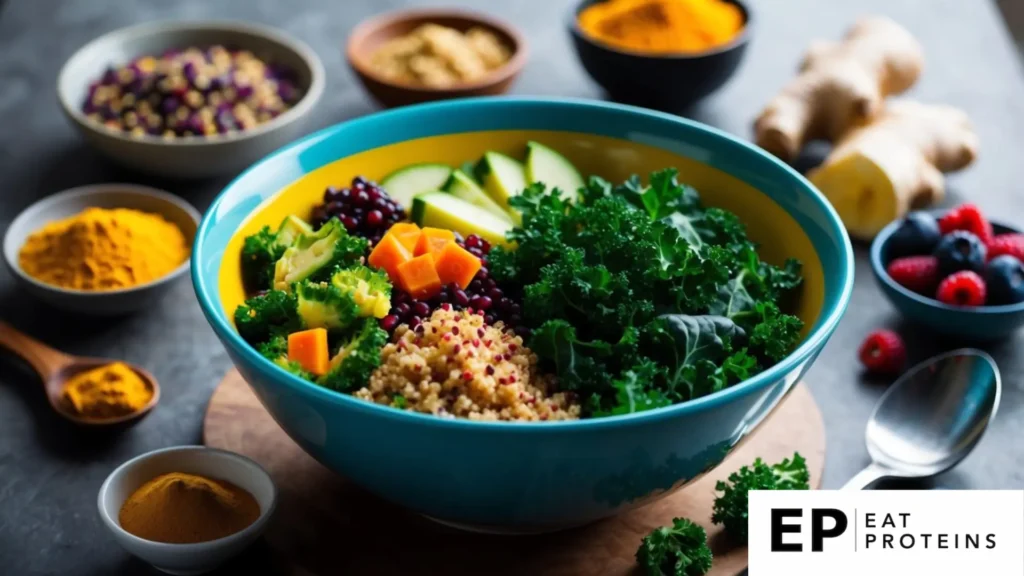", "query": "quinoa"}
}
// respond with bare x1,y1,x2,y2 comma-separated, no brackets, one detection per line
356,307,580,421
